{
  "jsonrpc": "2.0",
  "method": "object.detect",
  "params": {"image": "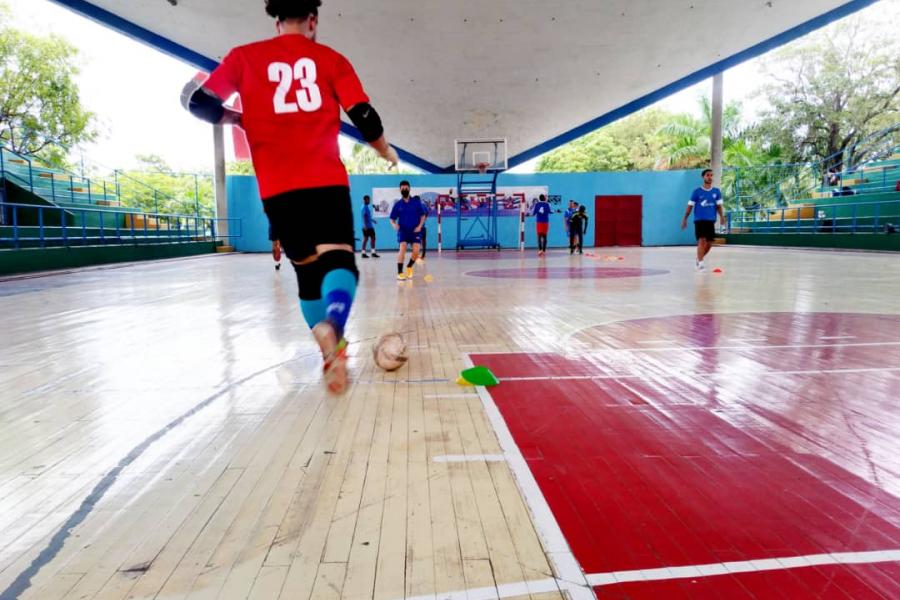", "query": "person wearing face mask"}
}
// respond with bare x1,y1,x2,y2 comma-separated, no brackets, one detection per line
390,181,426,280
180,0,399,395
